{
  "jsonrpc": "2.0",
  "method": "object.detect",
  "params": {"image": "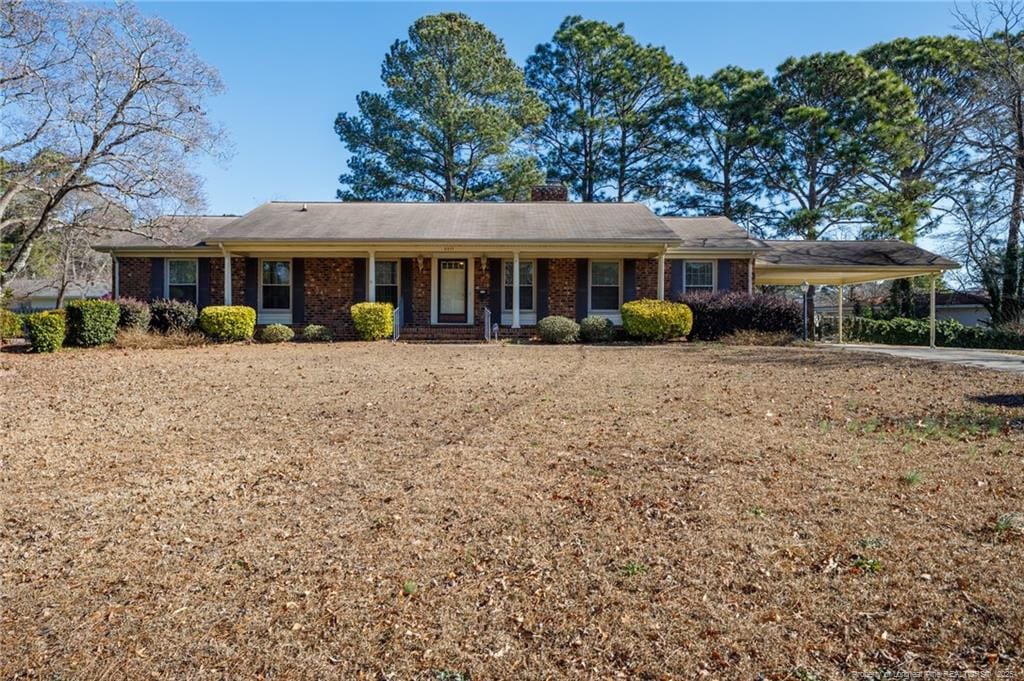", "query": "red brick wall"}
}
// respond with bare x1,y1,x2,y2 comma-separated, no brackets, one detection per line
473,257,490,326
730,259,752,292
635,258,660,300
548,258,577,319
305,258,357,339
118,257,151,300
209,256,247,306
410,259,432,327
